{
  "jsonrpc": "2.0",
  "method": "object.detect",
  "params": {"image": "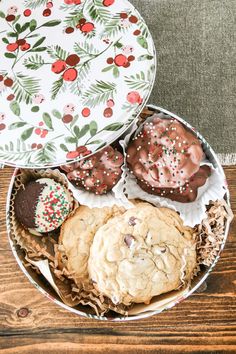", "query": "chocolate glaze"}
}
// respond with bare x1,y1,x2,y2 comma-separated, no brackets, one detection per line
61,146,124,195
14,181,45,229
137,165,211,203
